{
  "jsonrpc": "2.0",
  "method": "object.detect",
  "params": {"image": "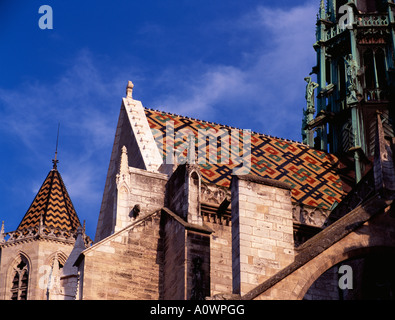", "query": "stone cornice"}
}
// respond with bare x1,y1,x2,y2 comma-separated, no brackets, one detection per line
235,174,293,190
